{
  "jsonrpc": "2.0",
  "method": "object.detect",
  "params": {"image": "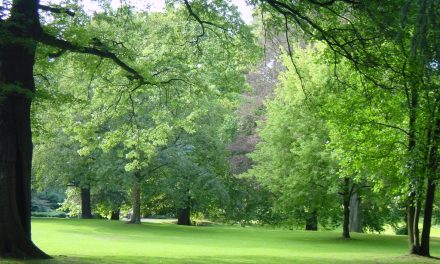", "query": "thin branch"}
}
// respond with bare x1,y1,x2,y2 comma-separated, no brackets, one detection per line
183,0,227,43
306,0,360,7
38,4,75,17
370,120,410,136
48,49,66,59
148,162,171,174
284,15,308,100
